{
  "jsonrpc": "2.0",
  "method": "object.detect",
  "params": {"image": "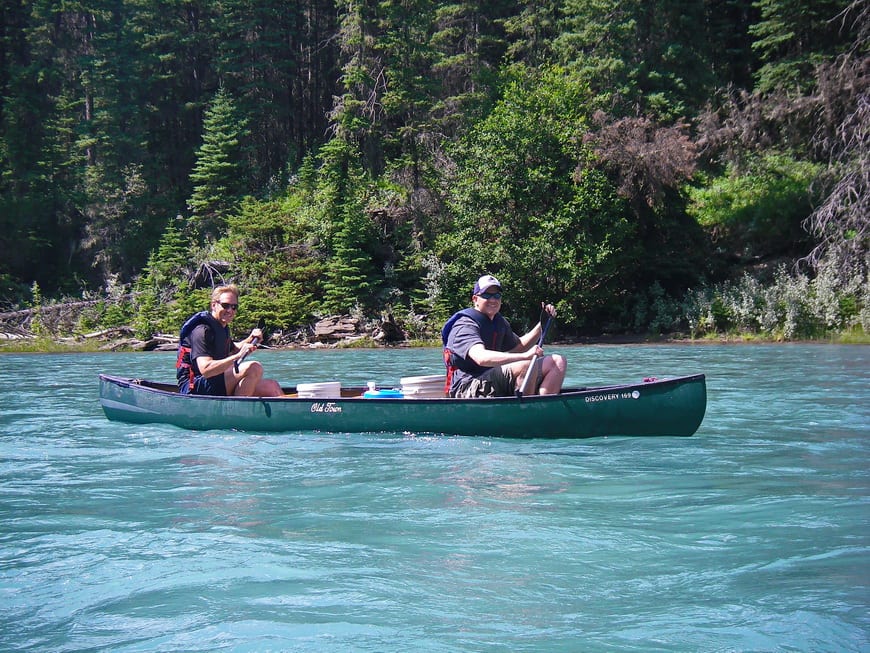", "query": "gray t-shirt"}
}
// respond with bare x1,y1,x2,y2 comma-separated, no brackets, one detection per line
446,313,520,390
